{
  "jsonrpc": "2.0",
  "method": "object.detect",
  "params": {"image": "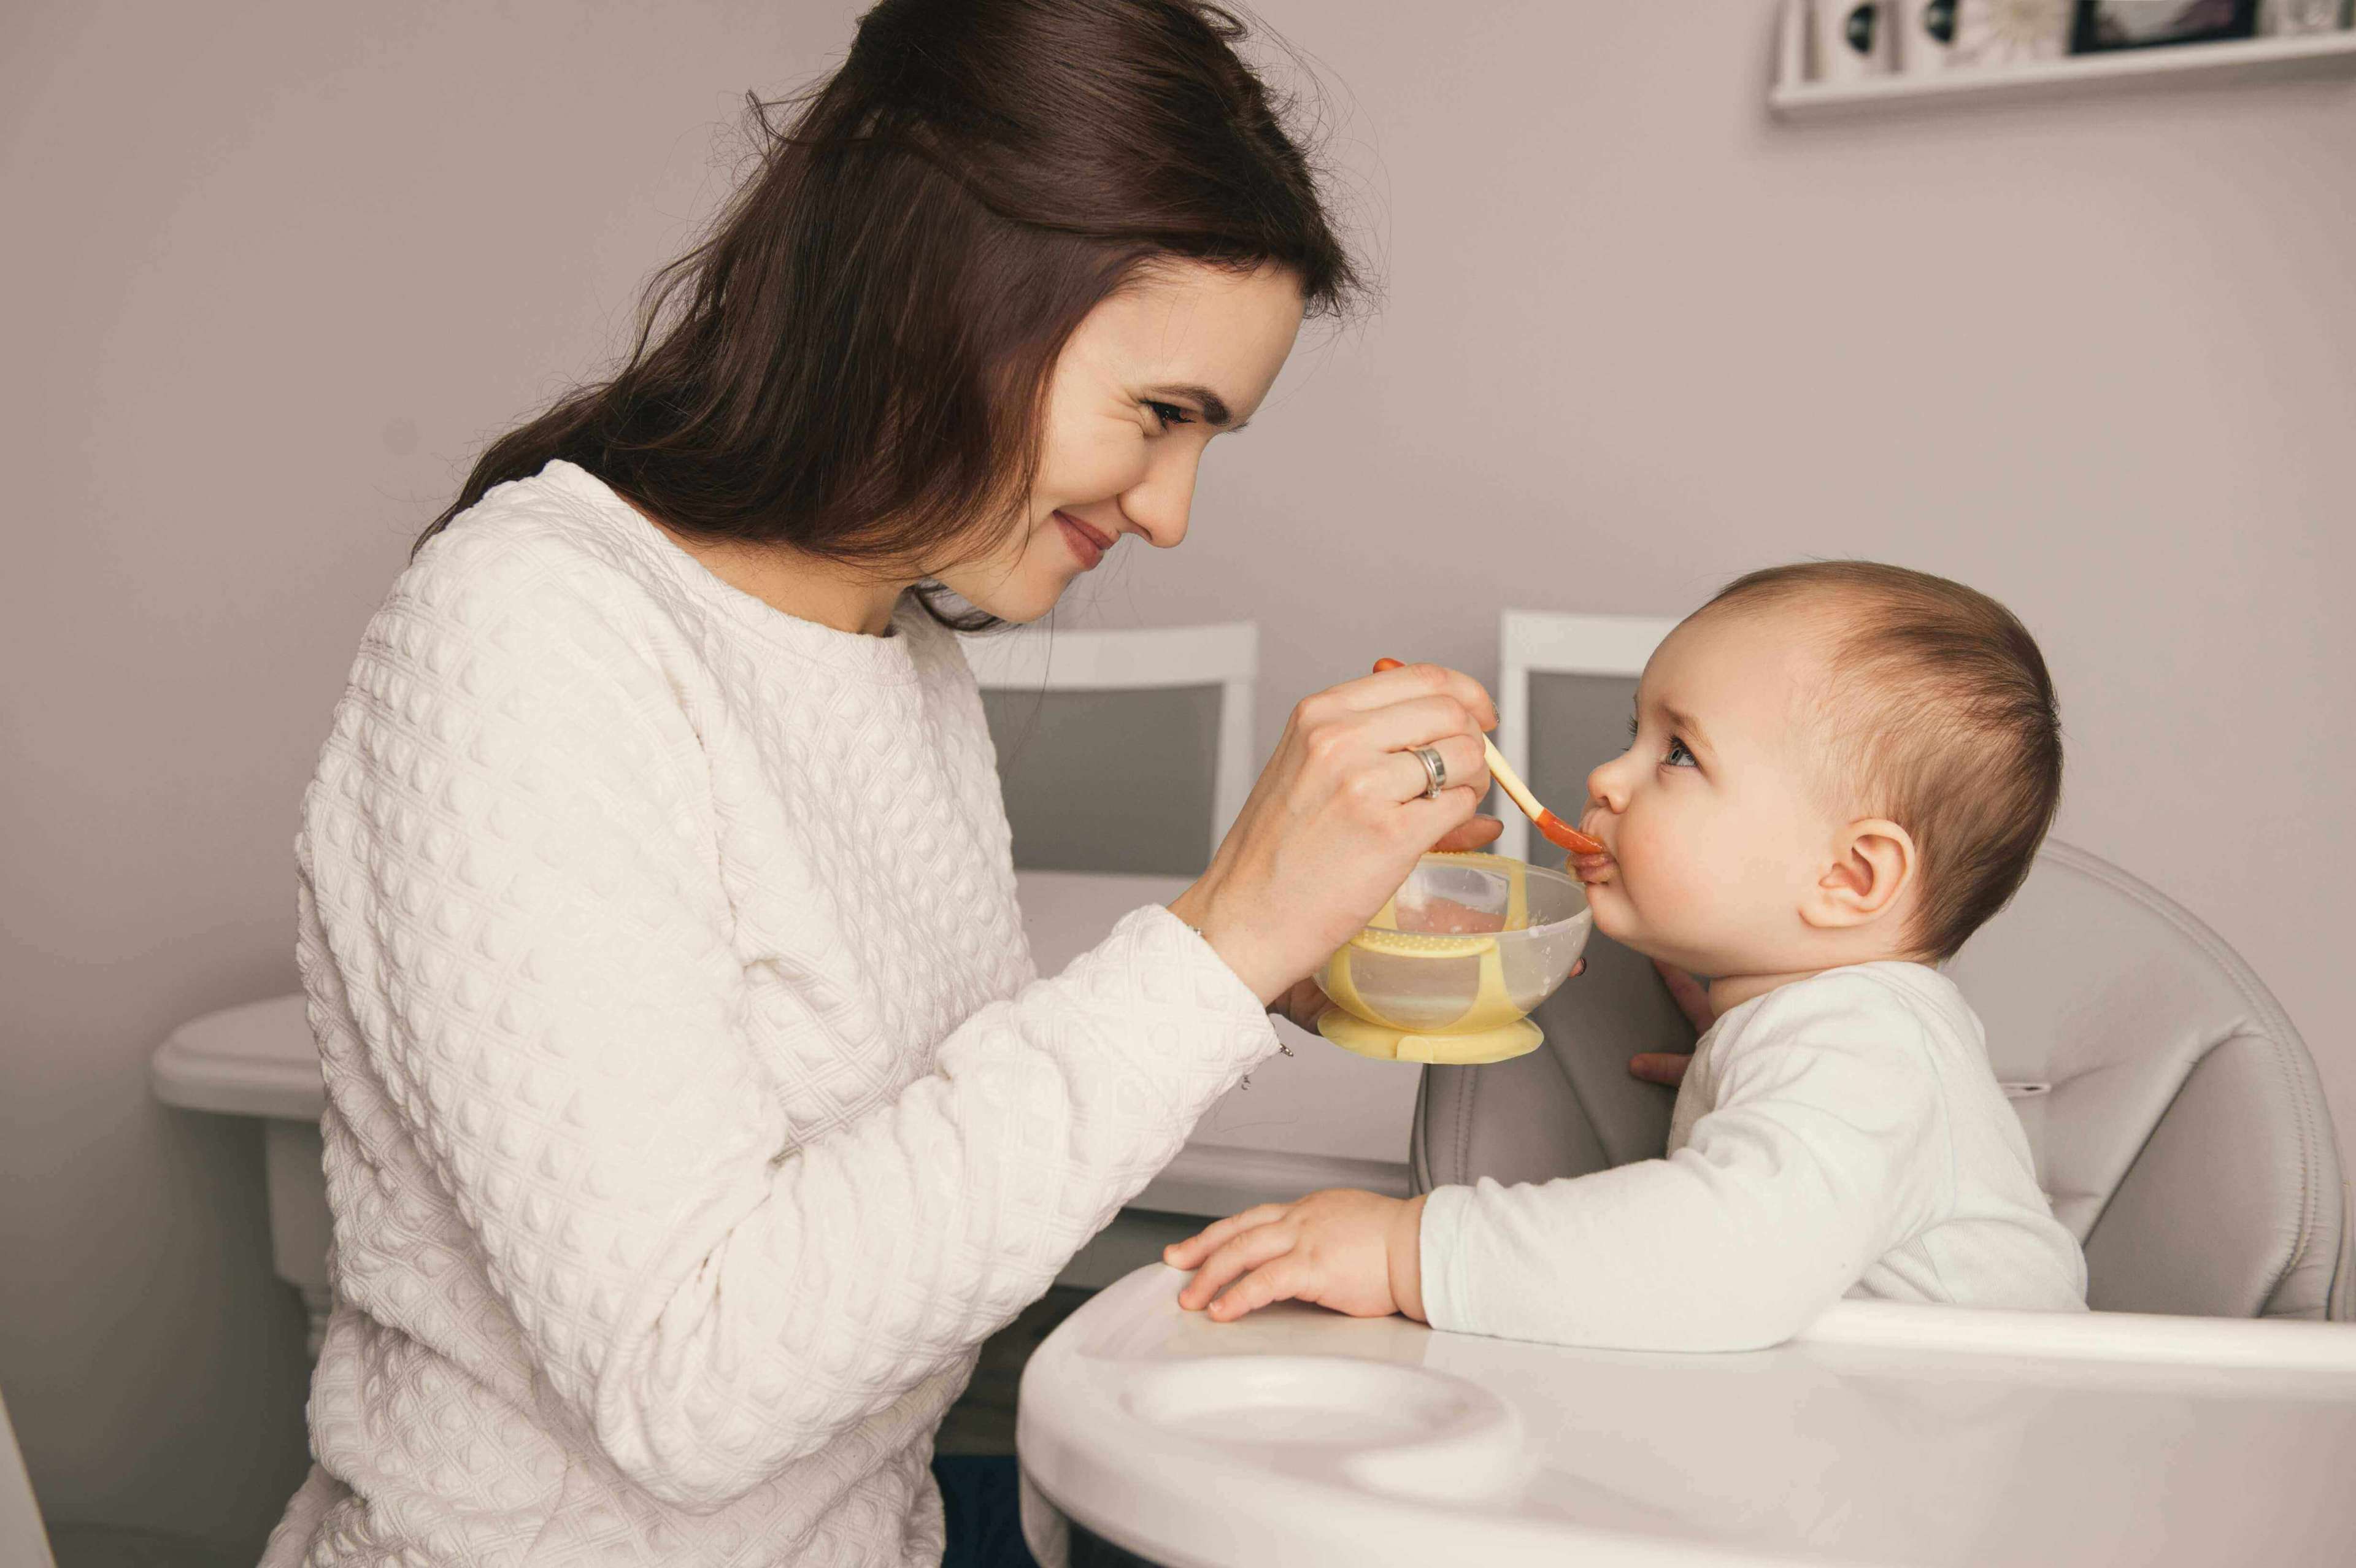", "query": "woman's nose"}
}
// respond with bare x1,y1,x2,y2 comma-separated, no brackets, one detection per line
1119,447,1199,549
